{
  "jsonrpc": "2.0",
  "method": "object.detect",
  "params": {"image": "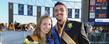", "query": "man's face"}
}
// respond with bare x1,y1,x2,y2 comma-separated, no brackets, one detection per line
54,5,67,22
